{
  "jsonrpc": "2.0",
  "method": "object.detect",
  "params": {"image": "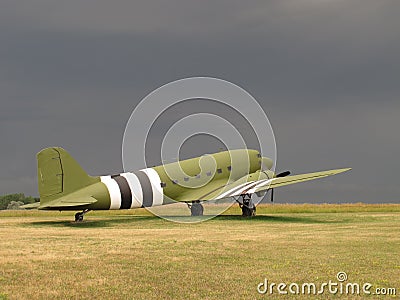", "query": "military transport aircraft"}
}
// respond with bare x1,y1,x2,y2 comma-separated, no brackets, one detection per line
22,147,350,221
